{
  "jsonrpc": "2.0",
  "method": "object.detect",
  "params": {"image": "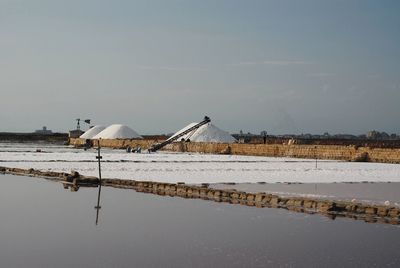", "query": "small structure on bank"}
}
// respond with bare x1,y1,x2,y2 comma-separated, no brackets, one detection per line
92,124,143,139
35,126,53,135
80,125,106,139
170,122,236,143
69,118,85,138
69,129,84,139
